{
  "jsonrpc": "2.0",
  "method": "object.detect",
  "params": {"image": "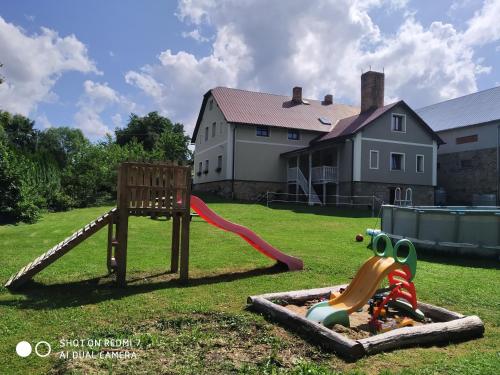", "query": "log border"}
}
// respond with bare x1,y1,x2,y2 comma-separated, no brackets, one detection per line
247,284,484,360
